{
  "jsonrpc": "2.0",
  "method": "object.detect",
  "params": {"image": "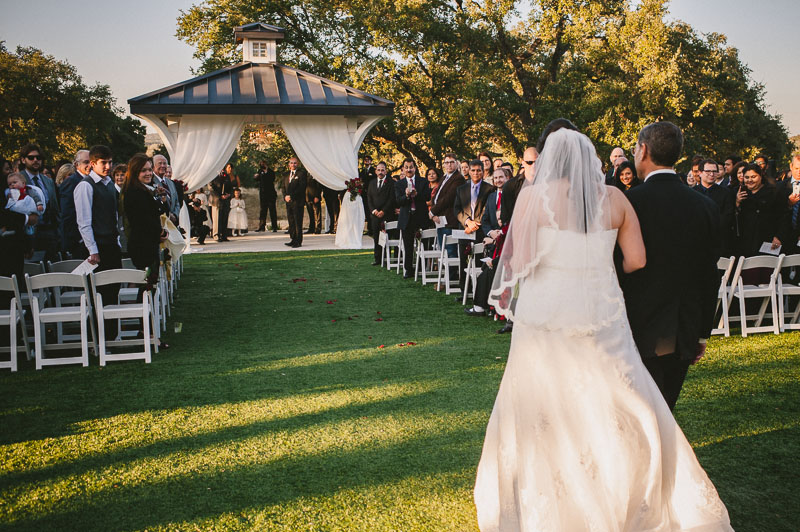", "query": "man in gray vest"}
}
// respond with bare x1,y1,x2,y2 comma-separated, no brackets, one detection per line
74,145,122,338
